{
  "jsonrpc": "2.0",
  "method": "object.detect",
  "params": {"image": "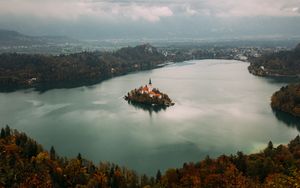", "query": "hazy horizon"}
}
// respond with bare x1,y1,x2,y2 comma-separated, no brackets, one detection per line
0,0,300,40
